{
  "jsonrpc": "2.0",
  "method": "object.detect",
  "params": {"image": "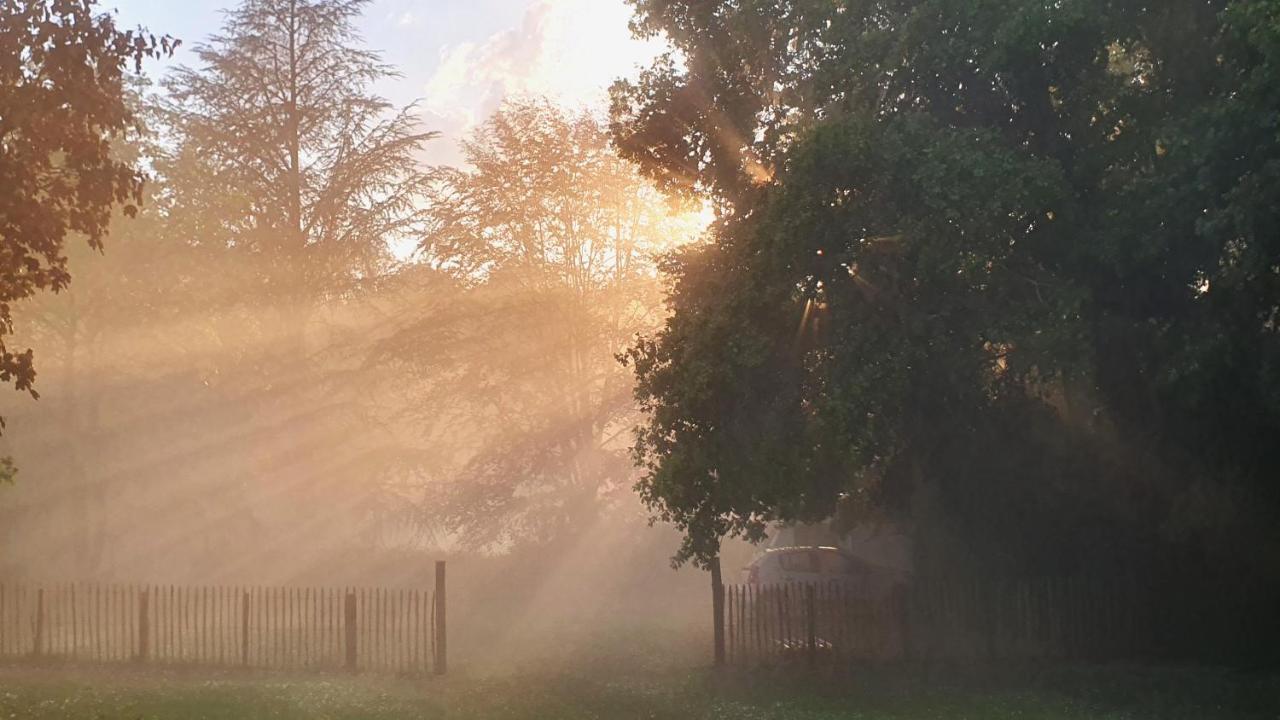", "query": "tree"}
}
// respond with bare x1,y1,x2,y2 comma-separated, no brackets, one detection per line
384,99,701,550
1,183,222,574
0,0,173,432
160,0,435,311
614,0,1280,584
152,0,440,554
0,158,424,578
